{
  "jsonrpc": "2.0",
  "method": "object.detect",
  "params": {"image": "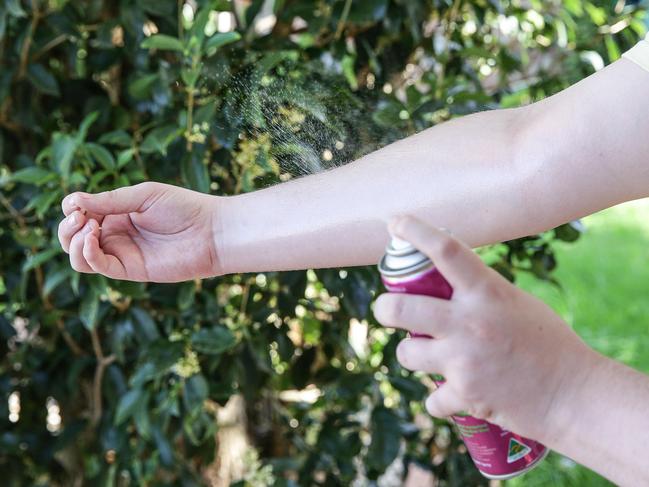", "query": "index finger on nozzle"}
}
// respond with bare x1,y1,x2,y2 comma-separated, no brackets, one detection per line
387,216,486,291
